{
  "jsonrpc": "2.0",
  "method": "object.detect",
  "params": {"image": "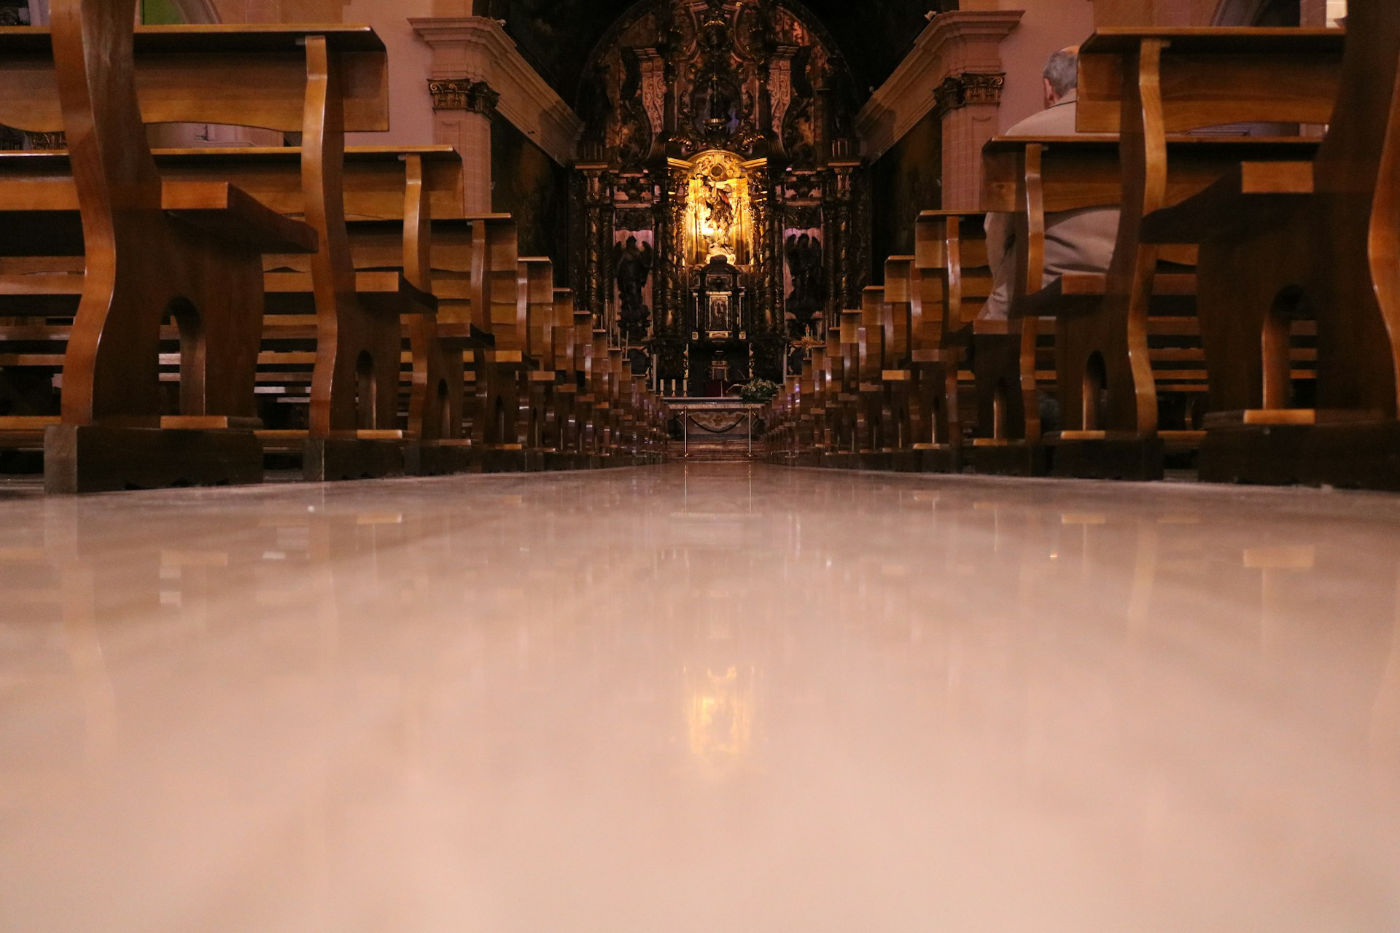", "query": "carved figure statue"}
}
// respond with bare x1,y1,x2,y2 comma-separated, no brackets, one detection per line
785,232,824,336
614,235,654,342
706,179,735,245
